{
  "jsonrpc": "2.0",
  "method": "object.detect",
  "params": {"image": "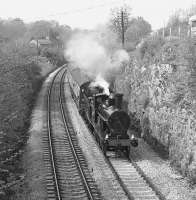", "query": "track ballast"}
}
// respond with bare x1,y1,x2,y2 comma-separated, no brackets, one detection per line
107,151,162,200
43,67,102,200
